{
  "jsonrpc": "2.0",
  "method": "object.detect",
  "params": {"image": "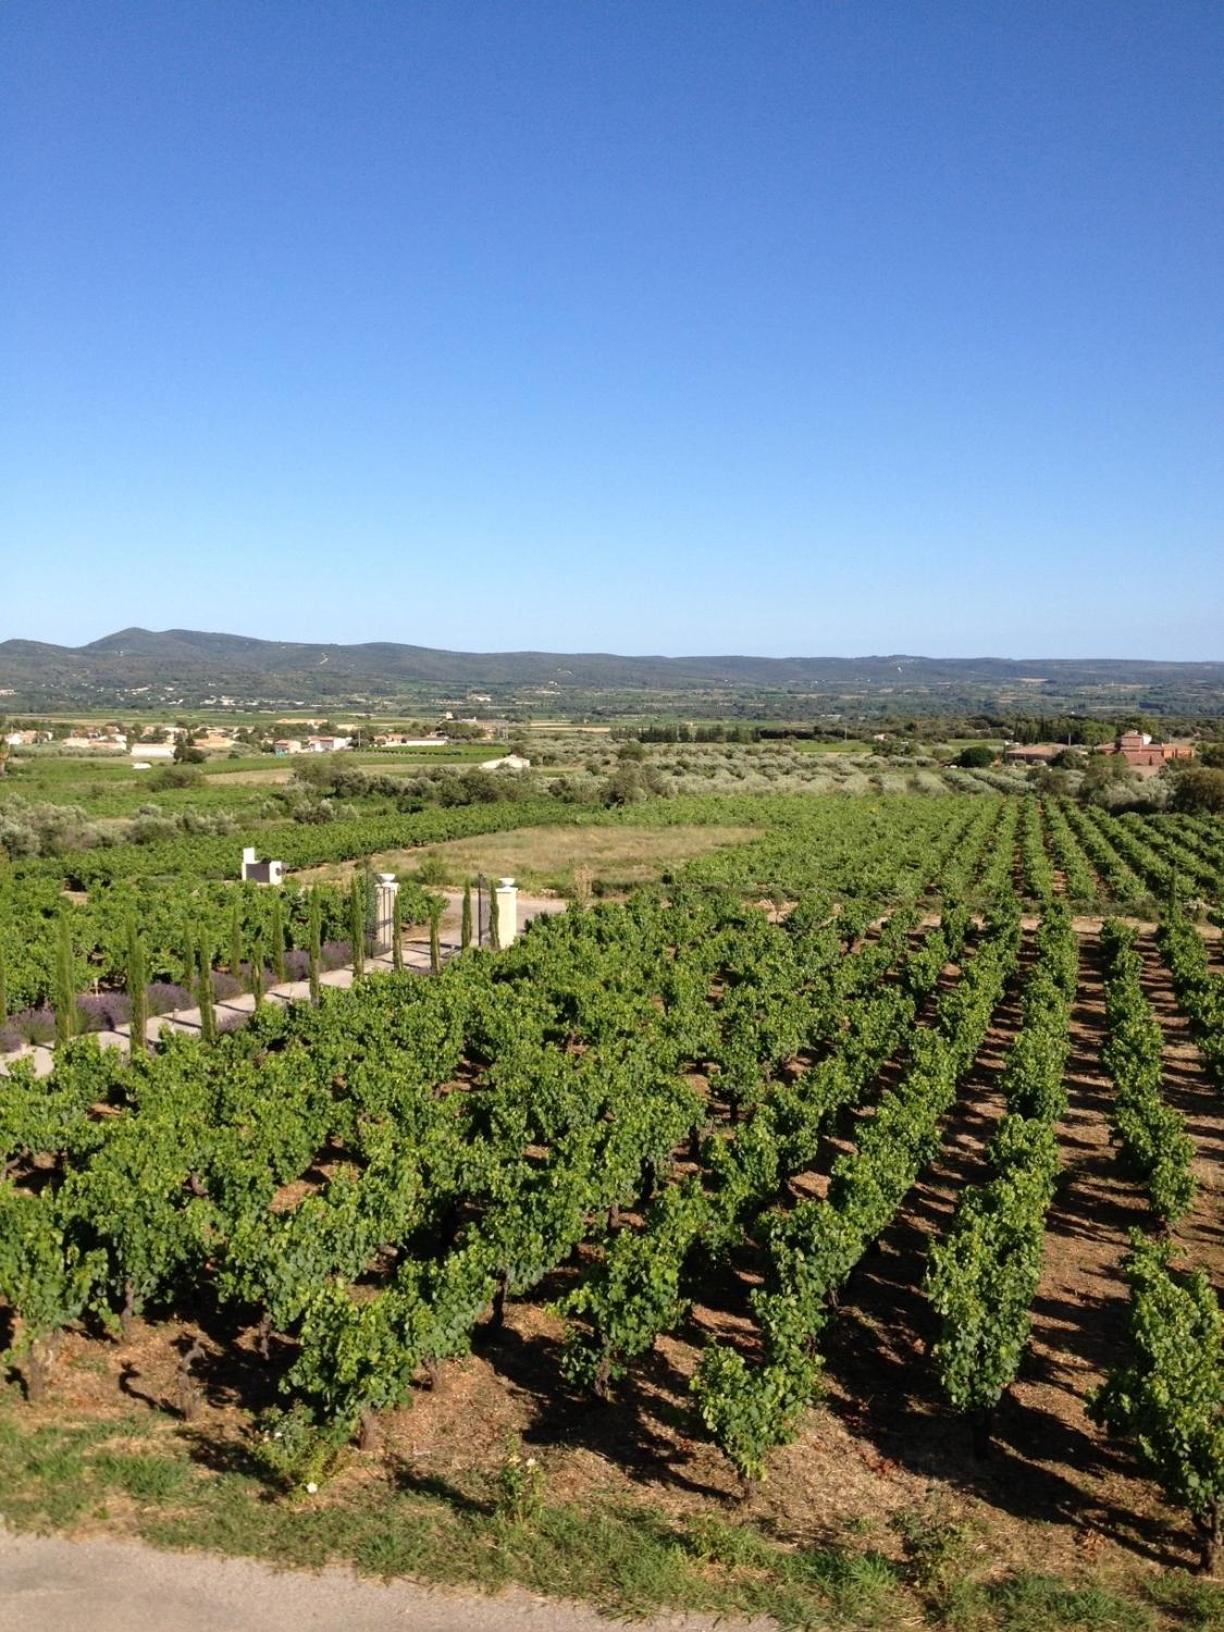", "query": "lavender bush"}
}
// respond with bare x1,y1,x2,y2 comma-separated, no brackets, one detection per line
145,982,191,1016
74,991,132,1033
2,1006,57,1047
